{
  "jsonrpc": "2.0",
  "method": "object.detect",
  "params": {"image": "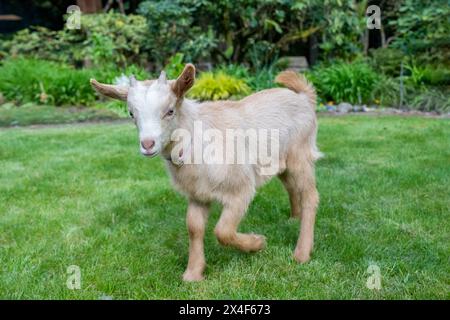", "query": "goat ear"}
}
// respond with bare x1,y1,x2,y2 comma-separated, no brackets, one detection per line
172,64,195,99
90,79,128,101
129,75,138,87
158,71,167,84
